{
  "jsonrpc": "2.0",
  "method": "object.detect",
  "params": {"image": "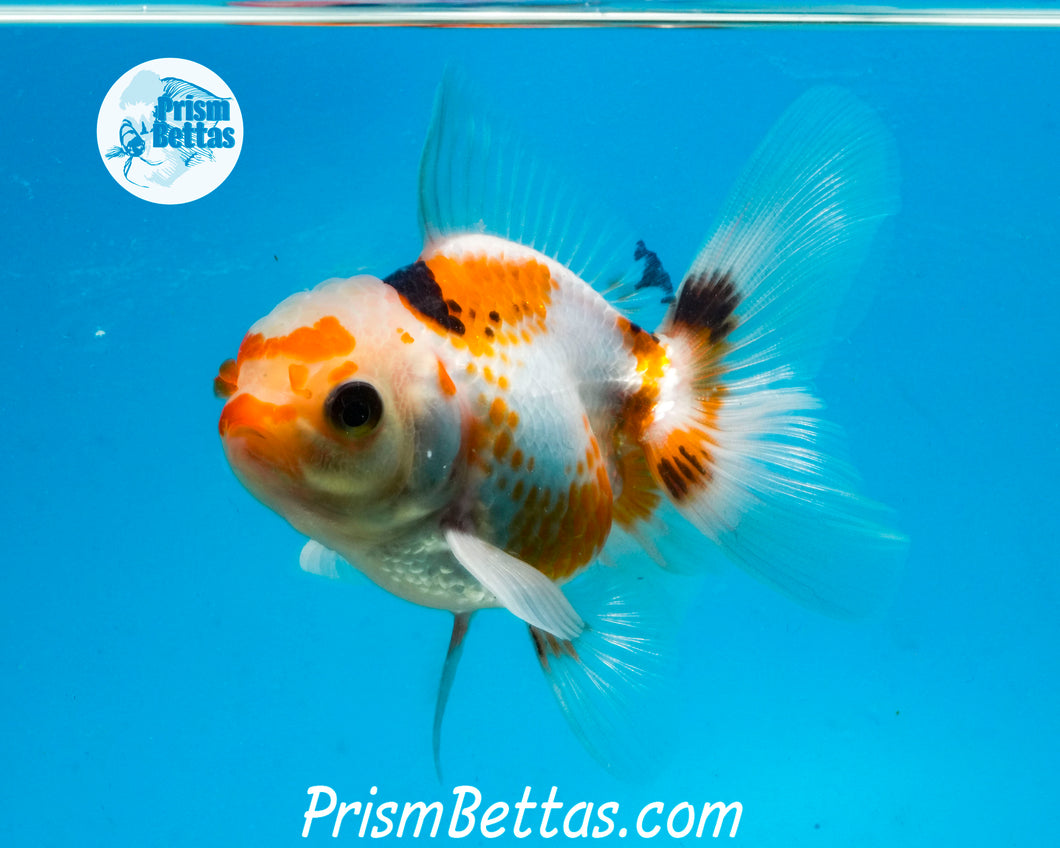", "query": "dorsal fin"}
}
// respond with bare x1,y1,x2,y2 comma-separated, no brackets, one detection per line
417,71,675,317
